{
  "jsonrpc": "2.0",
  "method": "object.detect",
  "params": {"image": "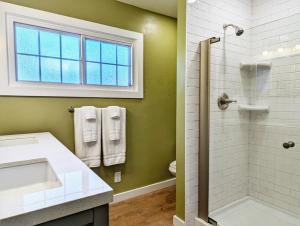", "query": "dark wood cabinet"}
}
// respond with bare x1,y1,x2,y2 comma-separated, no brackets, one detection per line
37,204,109,226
